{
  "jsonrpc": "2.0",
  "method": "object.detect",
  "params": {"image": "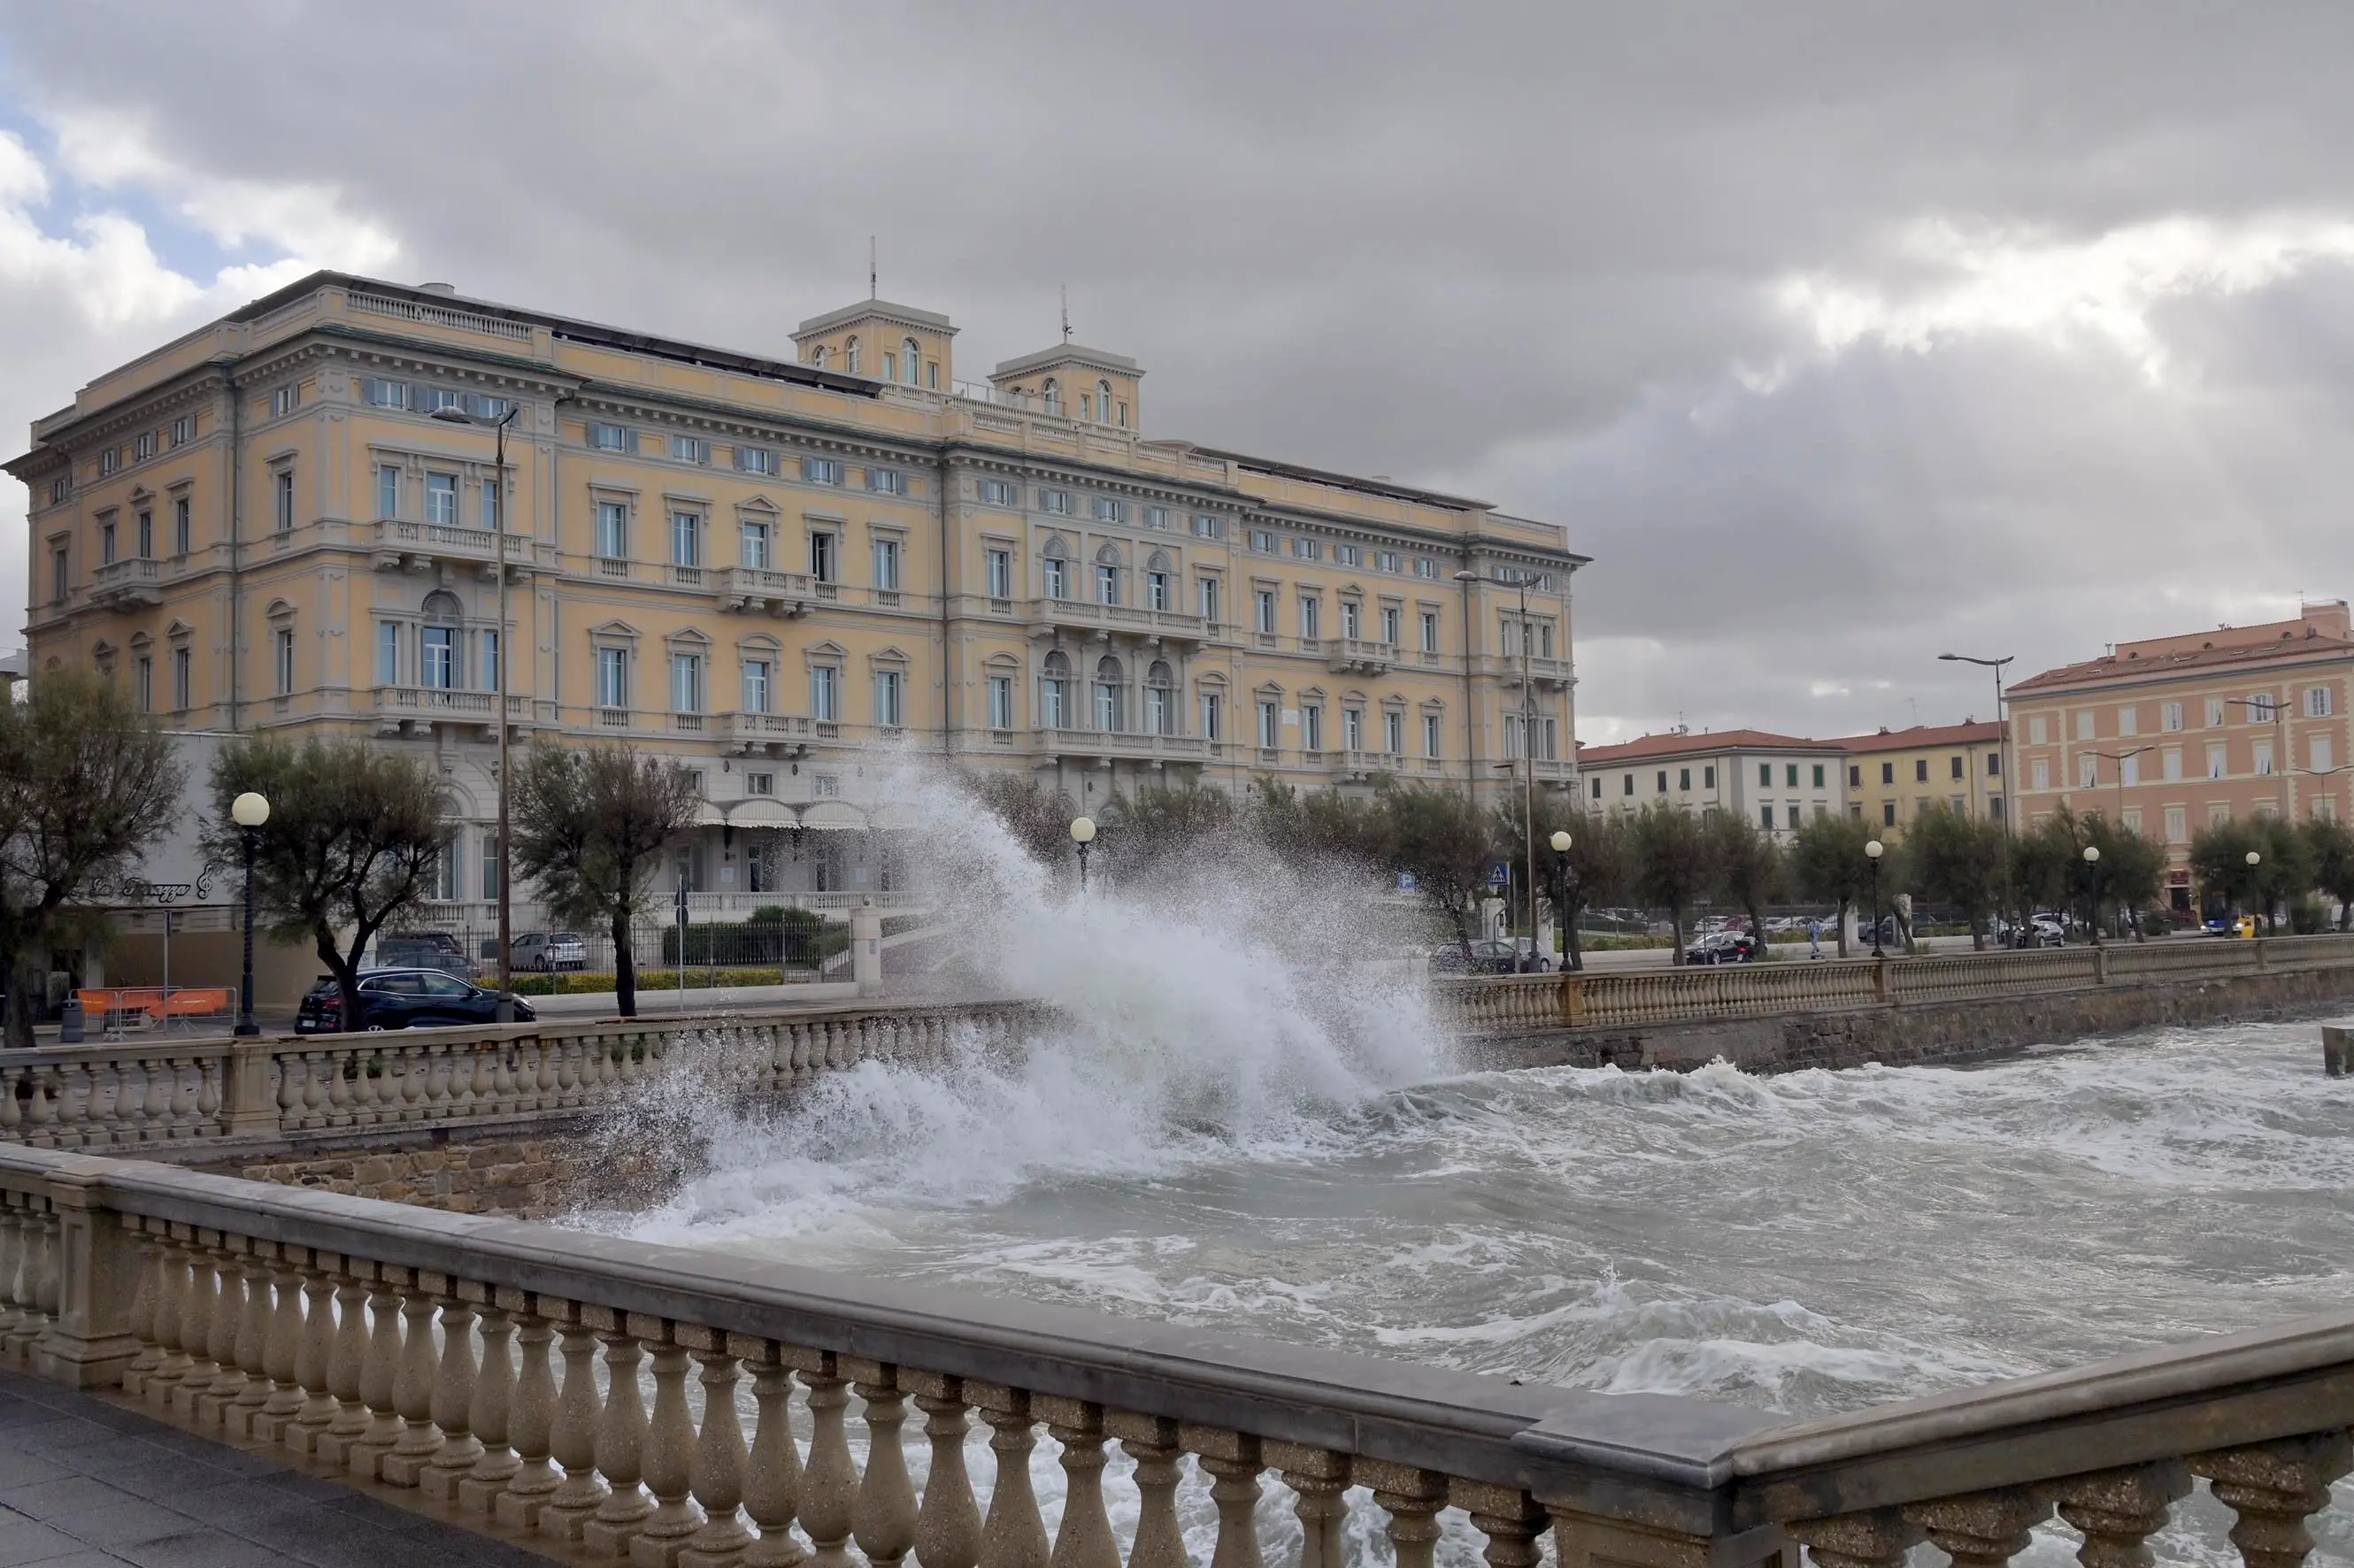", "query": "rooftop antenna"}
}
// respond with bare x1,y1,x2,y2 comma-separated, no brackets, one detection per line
1909,696,1920,726
1061,284,1072,345
869,236,877,300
